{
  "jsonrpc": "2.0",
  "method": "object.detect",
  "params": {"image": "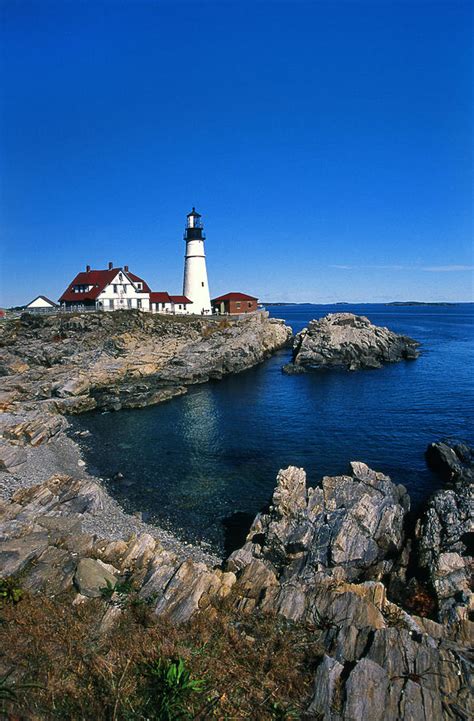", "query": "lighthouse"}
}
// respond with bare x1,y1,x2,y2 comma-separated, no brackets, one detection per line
183,208,211,314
